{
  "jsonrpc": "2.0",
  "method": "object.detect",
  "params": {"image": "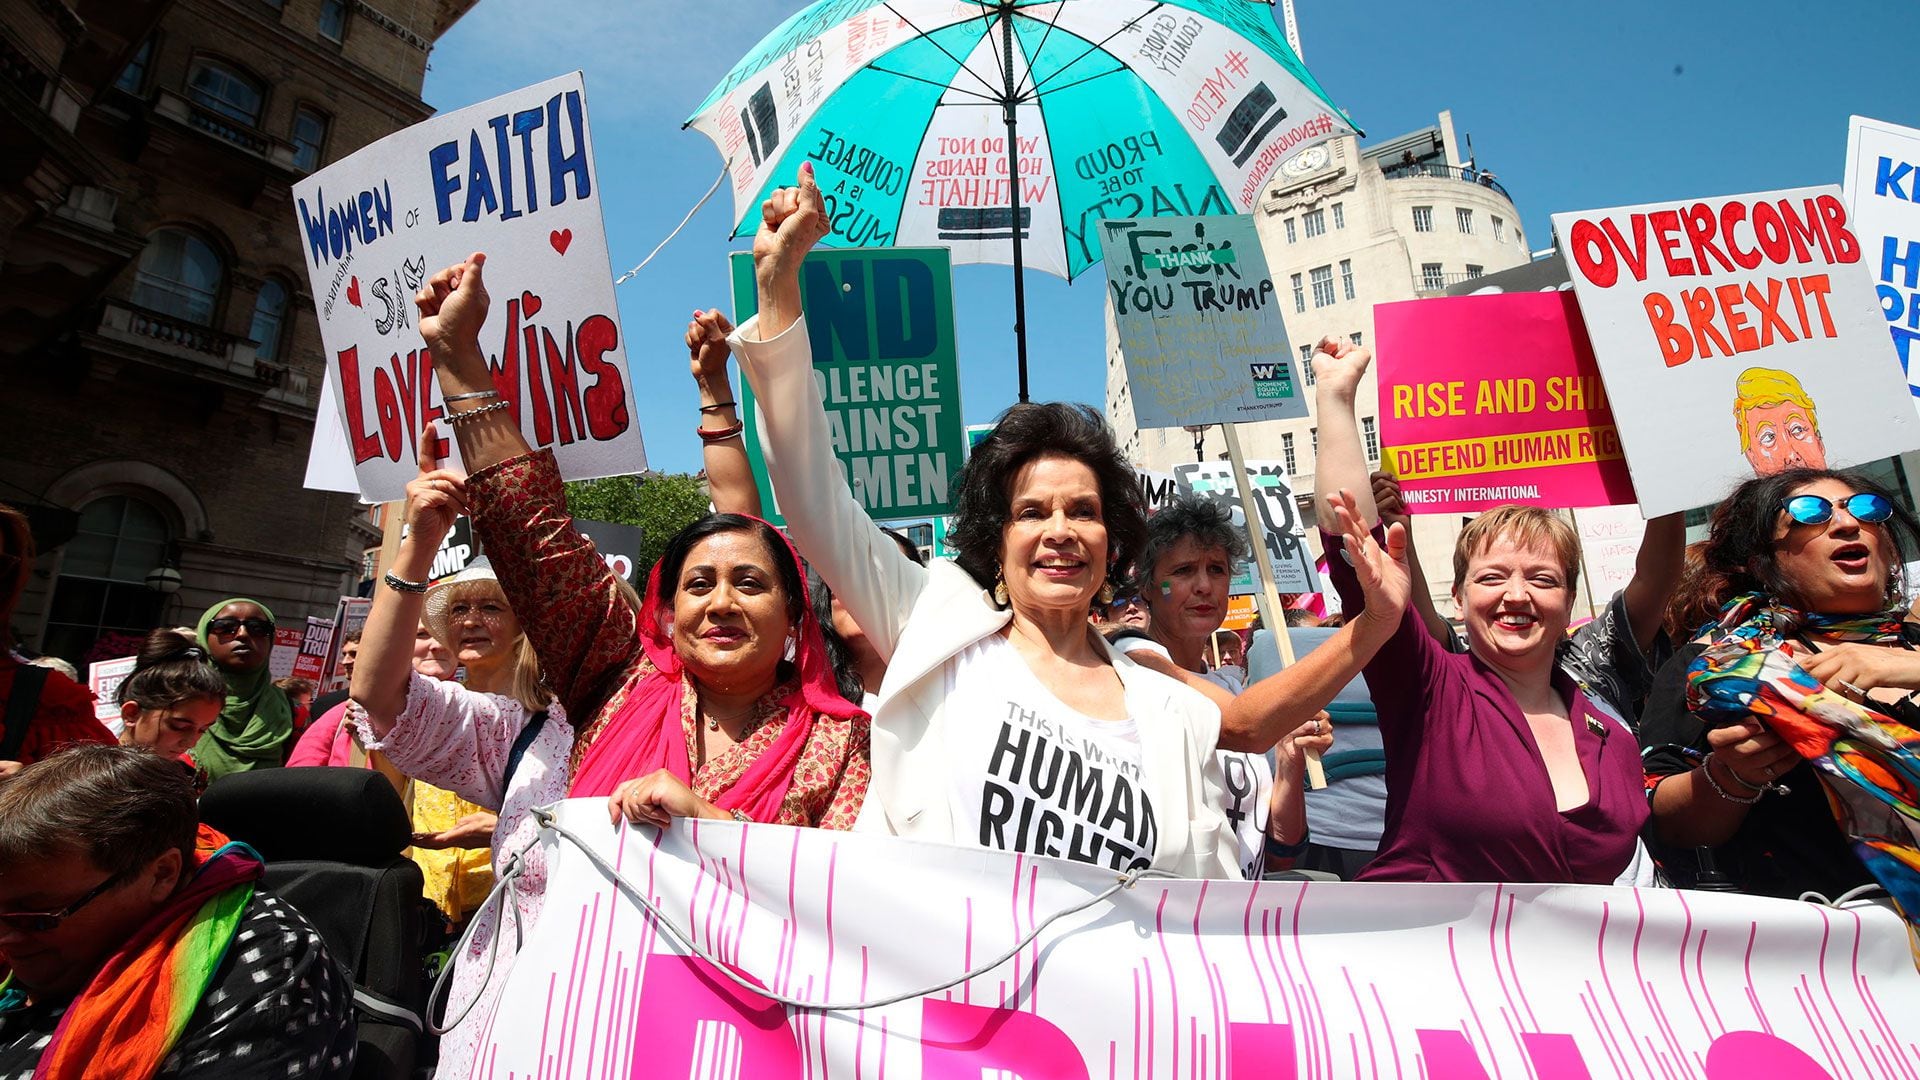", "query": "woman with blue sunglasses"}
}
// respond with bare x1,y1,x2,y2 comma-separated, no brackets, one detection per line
1641,468,1920,901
